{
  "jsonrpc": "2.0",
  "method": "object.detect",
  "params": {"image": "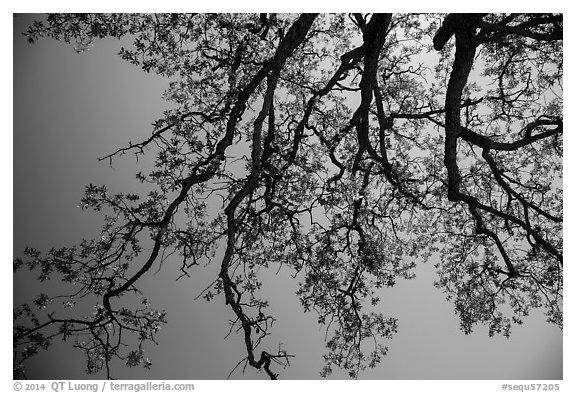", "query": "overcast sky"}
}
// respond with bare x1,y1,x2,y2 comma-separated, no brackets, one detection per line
12,13,564,381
